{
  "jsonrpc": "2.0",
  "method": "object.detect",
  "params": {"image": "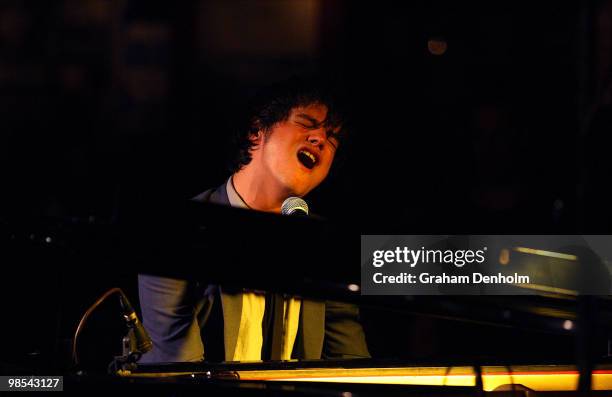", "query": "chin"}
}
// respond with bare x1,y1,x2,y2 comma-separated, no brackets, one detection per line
287,186,309,198
286,181,314,198
280,173,320,198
